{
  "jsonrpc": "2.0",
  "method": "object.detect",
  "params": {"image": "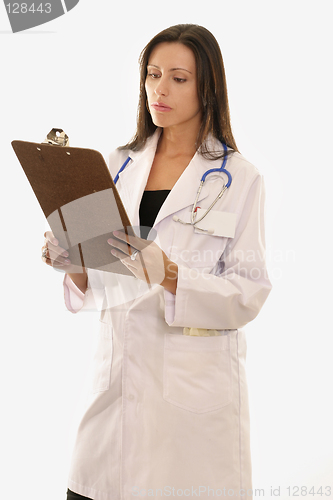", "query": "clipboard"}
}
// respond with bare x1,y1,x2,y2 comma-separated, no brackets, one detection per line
11,129,136,276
